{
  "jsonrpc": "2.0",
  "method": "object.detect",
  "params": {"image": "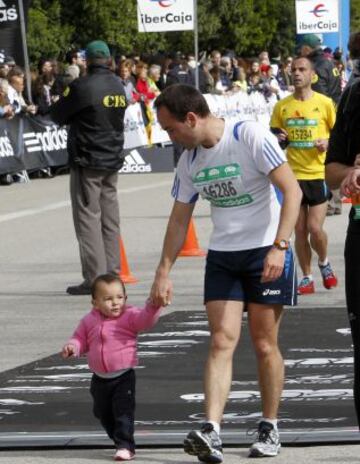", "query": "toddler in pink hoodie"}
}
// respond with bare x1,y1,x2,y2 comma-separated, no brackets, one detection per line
62,273,163,461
